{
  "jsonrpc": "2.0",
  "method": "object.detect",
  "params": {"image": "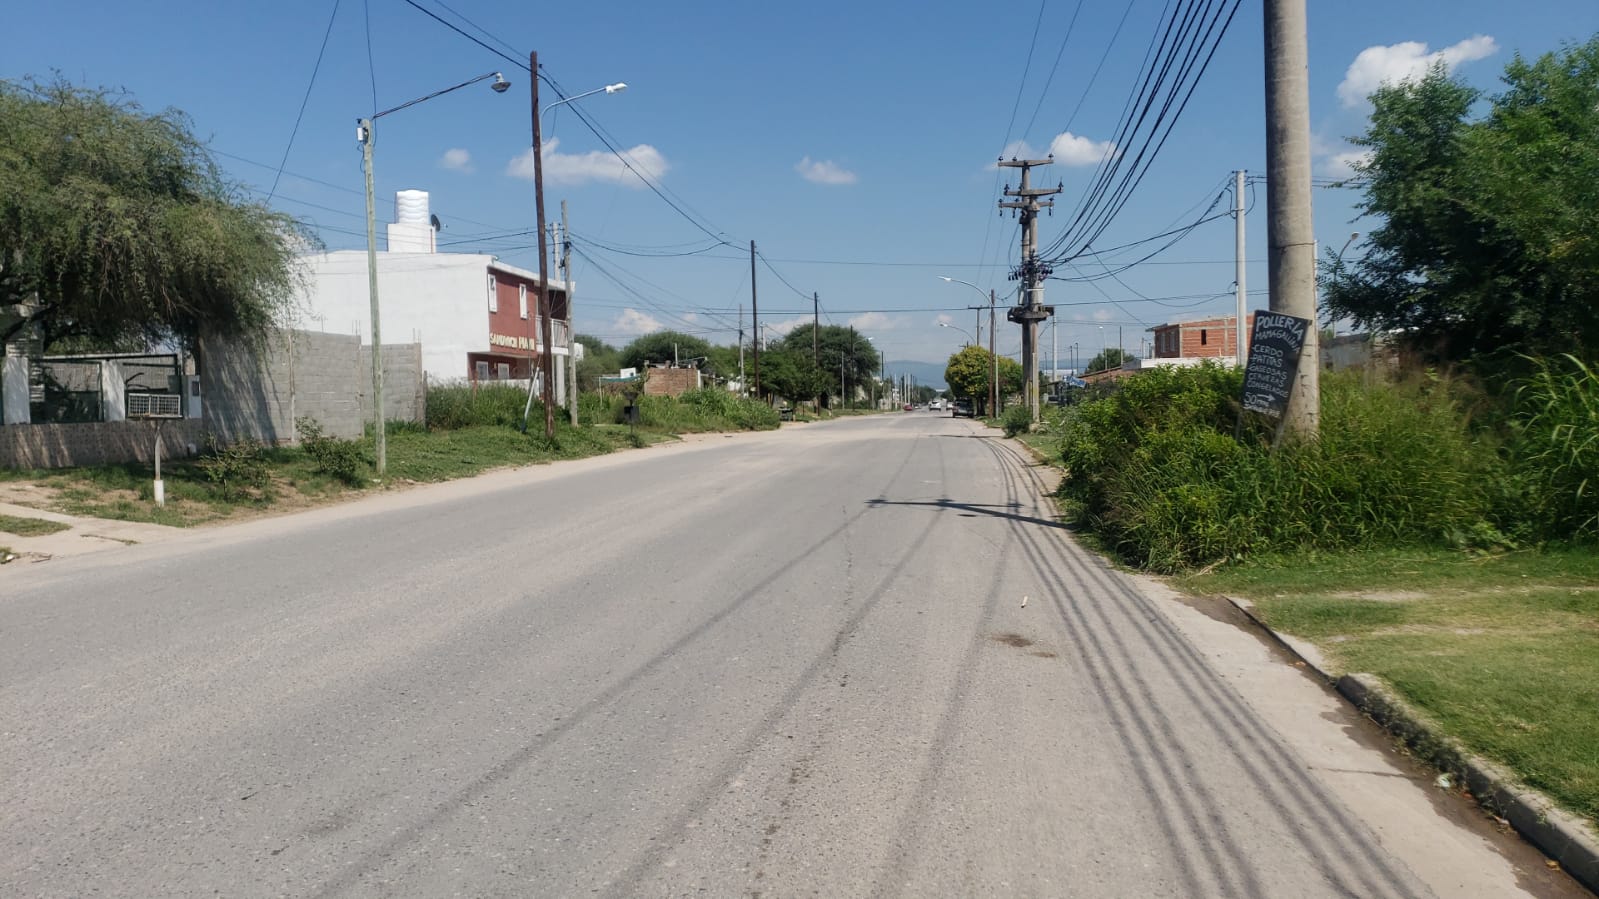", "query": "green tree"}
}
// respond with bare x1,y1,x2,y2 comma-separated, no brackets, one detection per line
1085,347,1135,373
0,78,310,352
619,330,713,370
944,346,1022,406
759,346,827,404
1325,38,1599,365
574,334,620,392
779,323,879,388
